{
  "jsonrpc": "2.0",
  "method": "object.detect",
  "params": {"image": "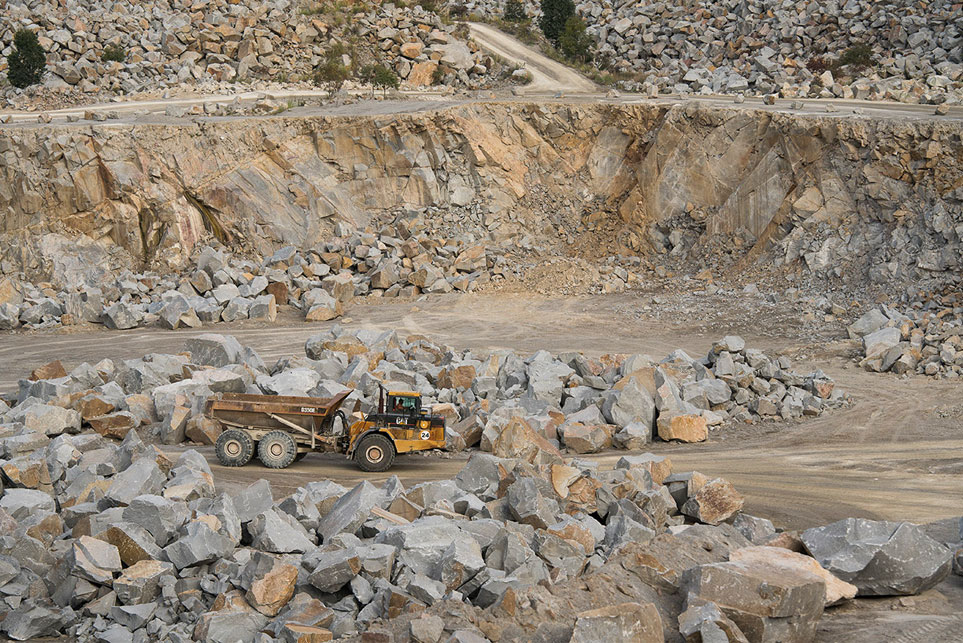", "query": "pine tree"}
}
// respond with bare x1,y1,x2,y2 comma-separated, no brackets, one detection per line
7,30,47,89
539,0,575,45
